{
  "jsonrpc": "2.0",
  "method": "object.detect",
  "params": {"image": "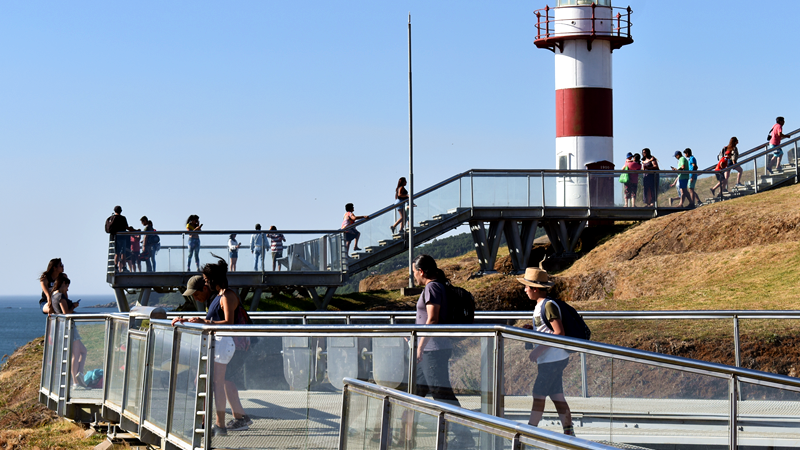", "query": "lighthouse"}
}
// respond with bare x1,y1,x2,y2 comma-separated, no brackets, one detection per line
535,0,632,206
